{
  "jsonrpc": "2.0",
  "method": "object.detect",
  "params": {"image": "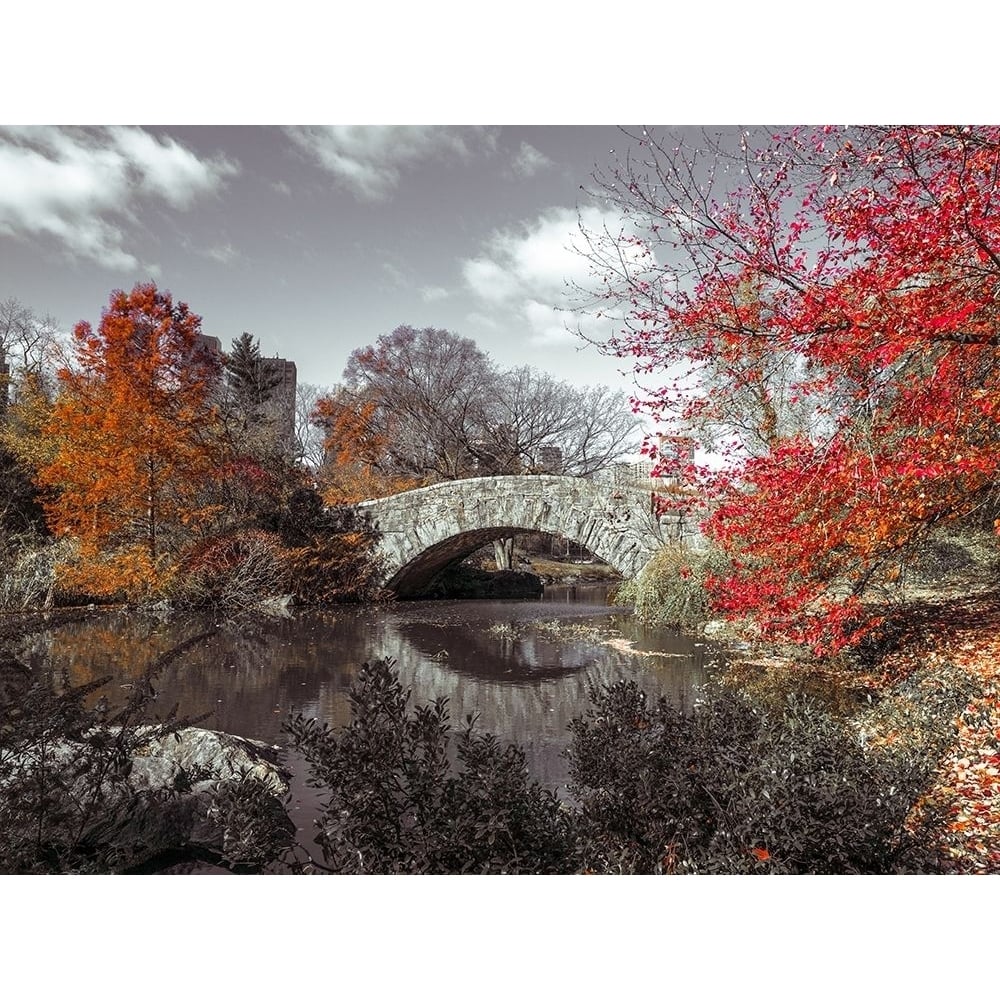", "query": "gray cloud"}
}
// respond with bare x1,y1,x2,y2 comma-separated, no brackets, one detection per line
202,243,241,265
282,125,499,202
509,141,553,179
